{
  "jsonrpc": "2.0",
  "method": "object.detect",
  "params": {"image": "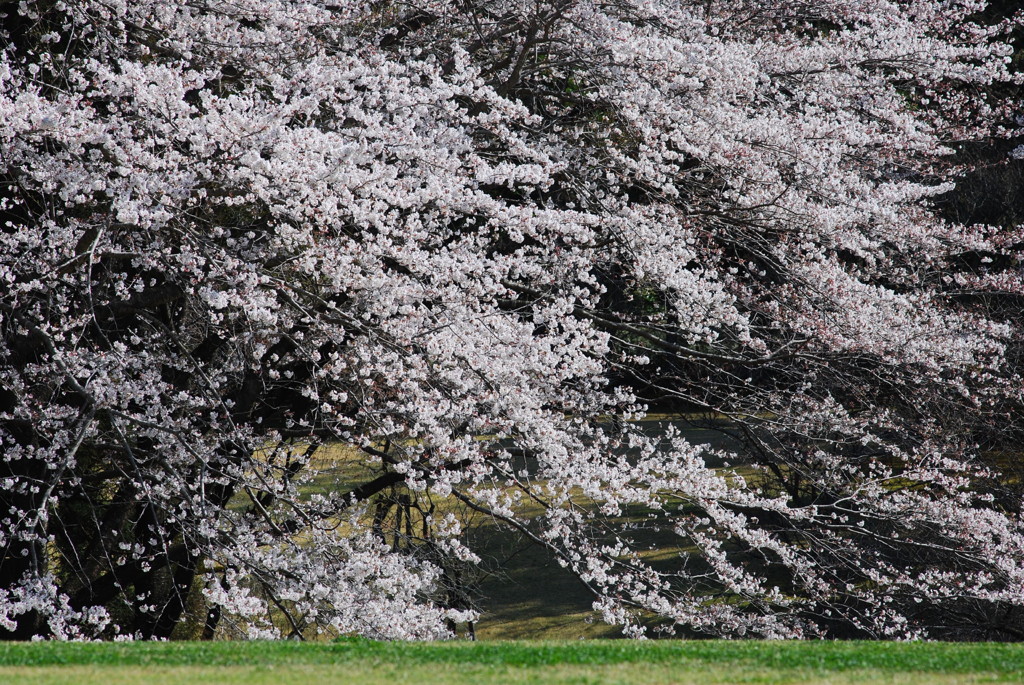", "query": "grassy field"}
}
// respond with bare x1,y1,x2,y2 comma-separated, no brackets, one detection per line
2,639,1024,684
